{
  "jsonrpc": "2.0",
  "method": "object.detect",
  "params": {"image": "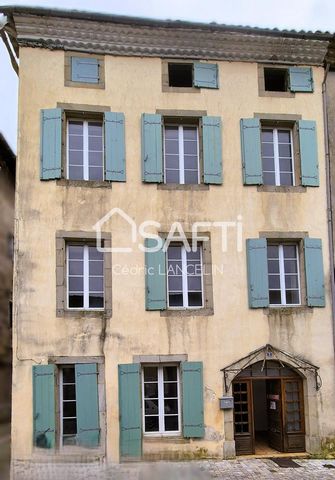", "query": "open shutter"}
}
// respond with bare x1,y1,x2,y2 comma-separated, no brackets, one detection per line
193,62,219,89
33,364,56,449
298,120,319,187
75,363,100,447
202,116,222,184
240,118,262,185
40,108,62,180
181,362,204,438
118,363,142,460
141,113,163,183
304,238,325,307
145,238,166,310
71,57,99,84
289,67,313,93
246,238,269,308
104,111,126,182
